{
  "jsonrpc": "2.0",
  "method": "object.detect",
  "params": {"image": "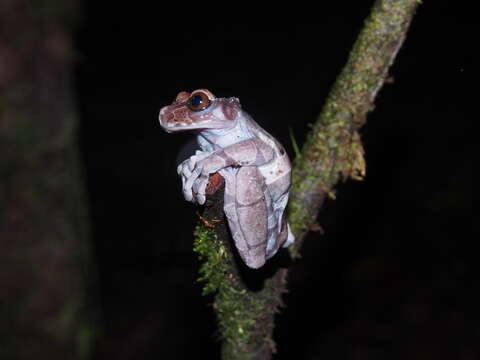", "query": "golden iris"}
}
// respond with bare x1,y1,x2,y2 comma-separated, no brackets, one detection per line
187,91,211,112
